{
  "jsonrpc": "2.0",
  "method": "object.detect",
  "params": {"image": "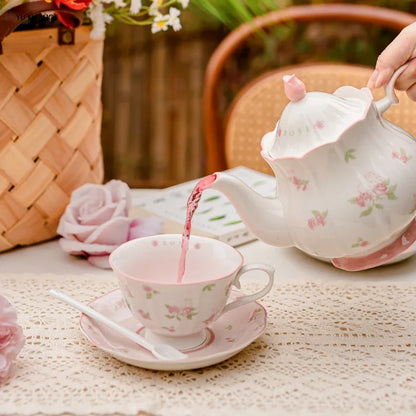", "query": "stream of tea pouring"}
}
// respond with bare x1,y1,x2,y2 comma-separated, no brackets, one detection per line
177,173,217,283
